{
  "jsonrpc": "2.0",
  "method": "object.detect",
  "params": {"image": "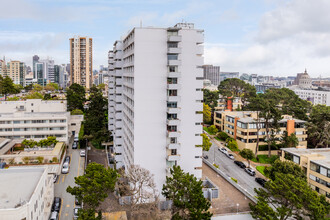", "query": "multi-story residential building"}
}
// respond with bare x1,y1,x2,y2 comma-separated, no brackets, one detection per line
108,23,204,195
312,80,330,88
255,83,282,93
70,36,93,89
215,96,242,111
219,71,239,82
6,61,25,86
280,148,330,202
0,59,6,76
214,111,308,152
0,99,83,144
291,89,330,106
0,167,54,220
203,65,220,86
32,55,39,79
